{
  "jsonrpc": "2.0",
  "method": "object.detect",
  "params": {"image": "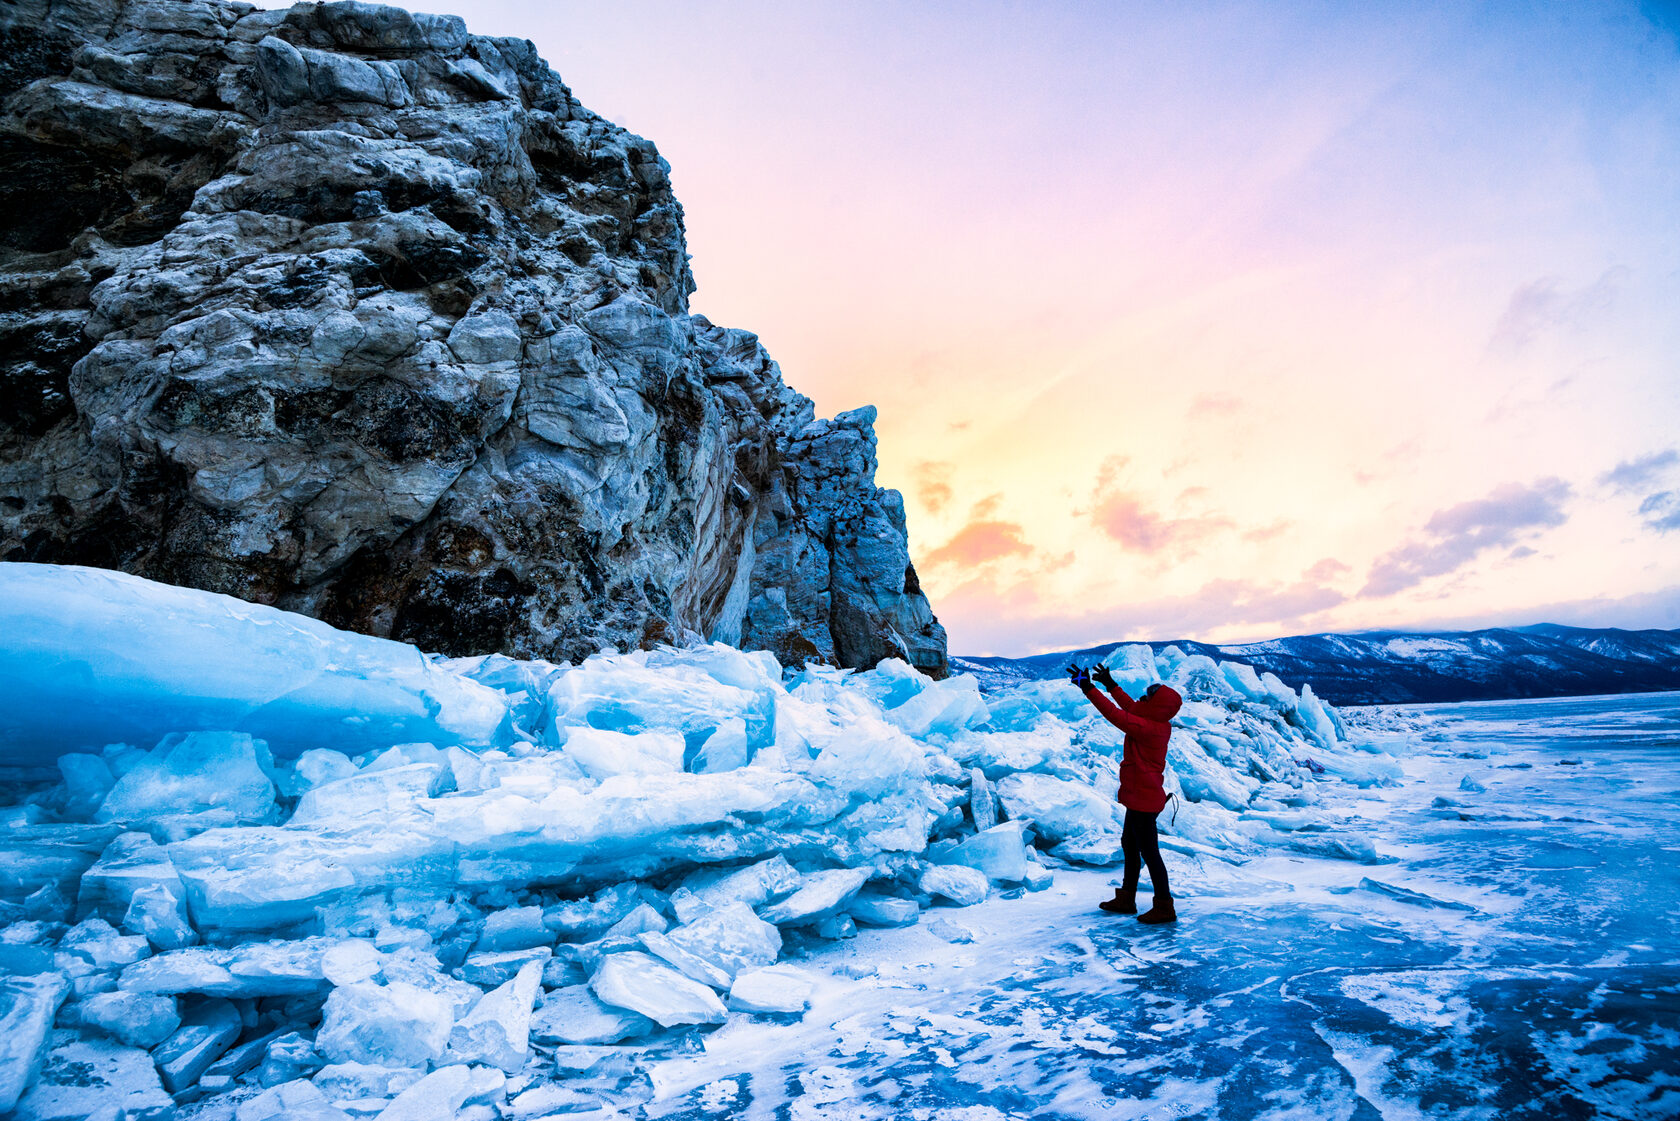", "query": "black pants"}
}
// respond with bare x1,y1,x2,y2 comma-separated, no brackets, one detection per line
1121,808,1171,898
